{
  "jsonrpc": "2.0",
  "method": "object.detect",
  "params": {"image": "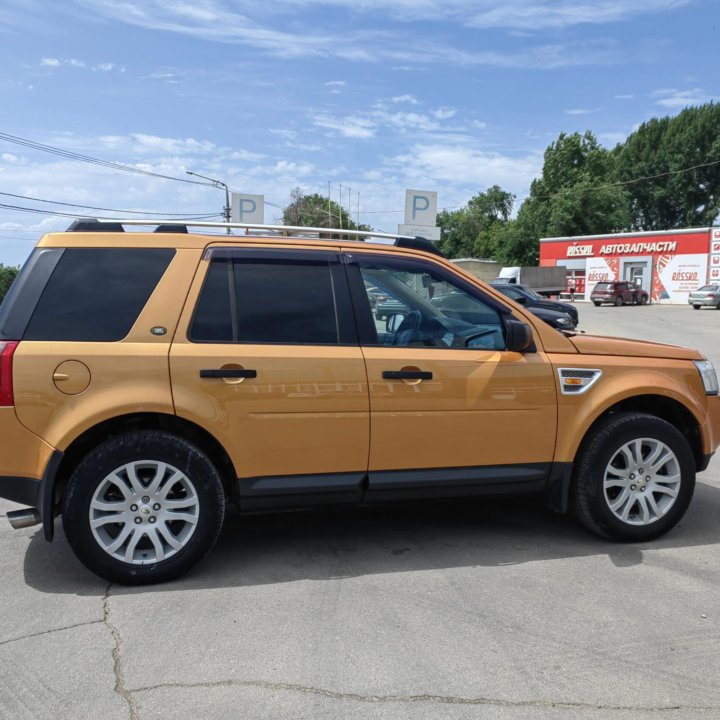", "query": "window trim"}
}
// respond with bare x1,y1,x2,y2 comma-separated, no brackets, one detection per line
345,252,510,349
188,247,359,346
